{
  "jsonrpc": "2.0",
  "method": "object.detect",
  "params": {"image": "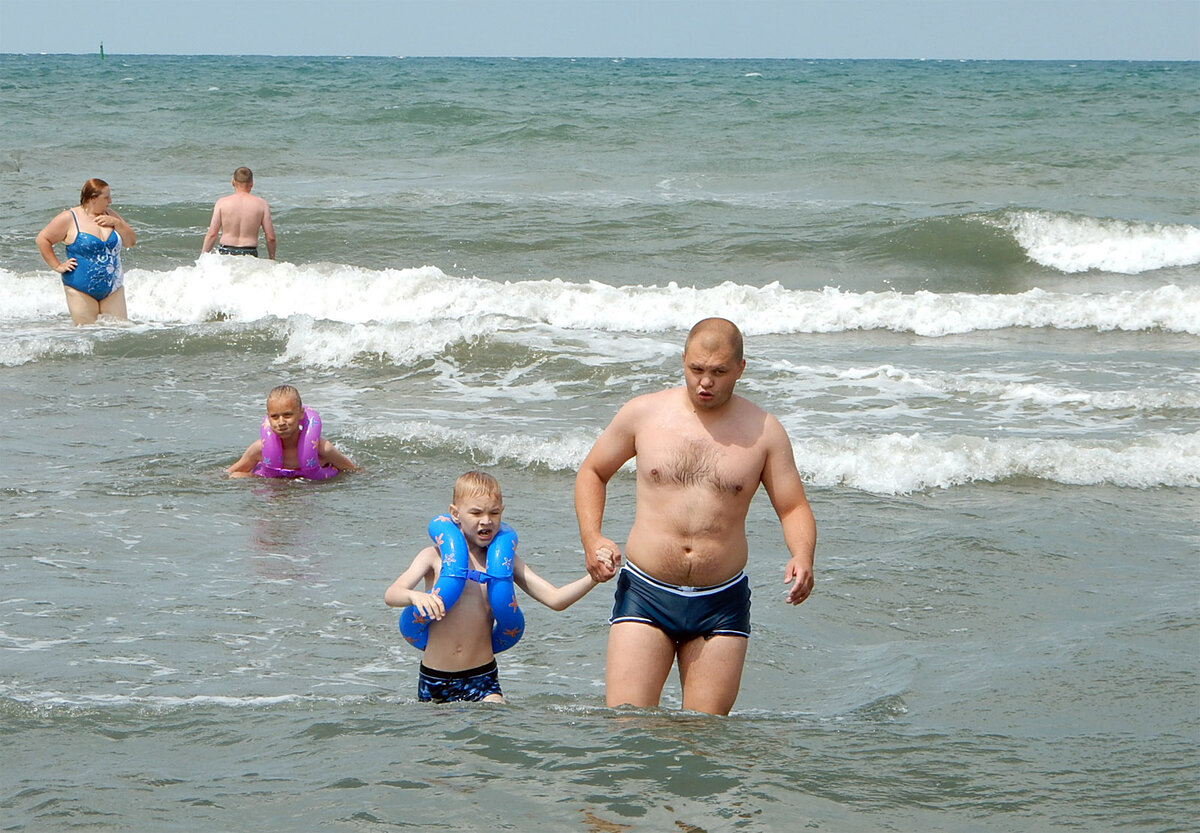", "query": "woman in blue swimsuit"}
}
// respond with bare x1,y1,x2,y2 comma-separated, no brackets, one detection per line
36,178,138,325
